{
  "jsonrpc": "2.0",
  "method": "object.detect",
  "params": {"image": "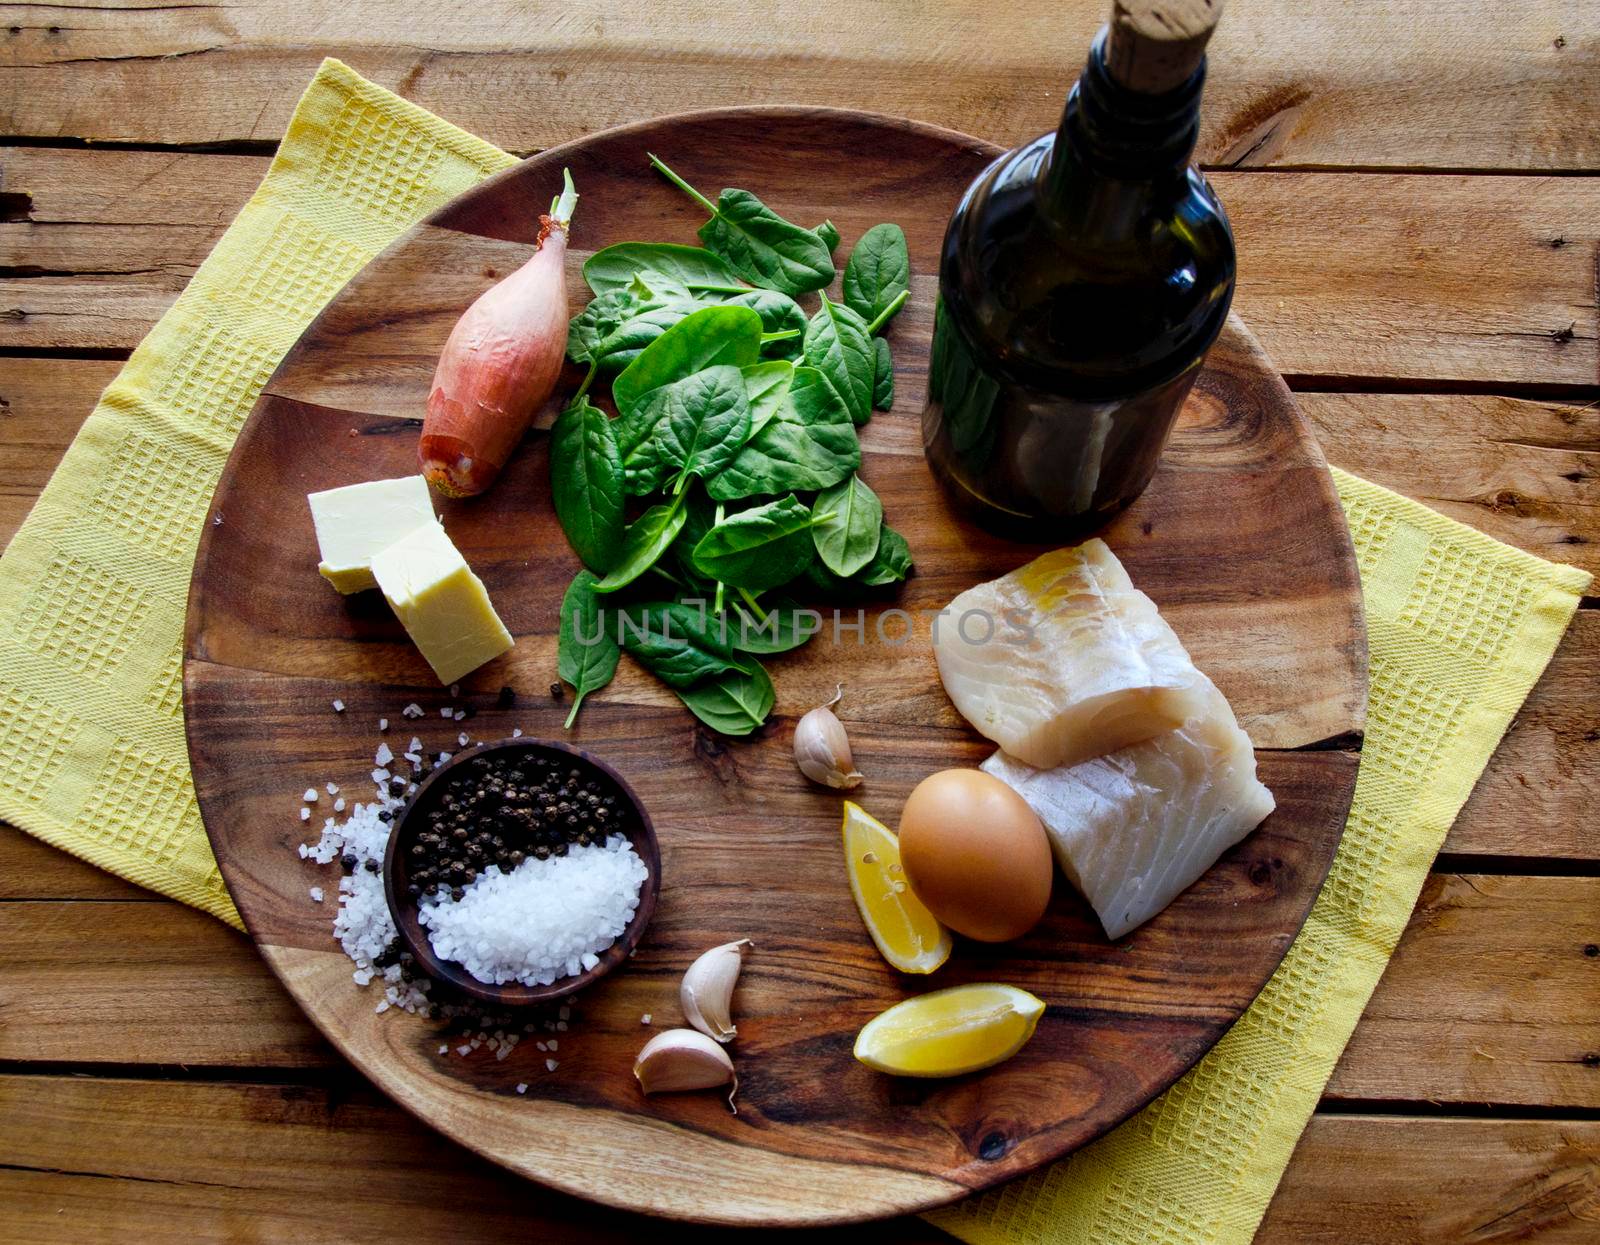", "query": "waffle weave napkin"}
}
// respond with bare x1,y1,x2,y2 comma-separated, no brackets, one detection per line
0,58,1589,1243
